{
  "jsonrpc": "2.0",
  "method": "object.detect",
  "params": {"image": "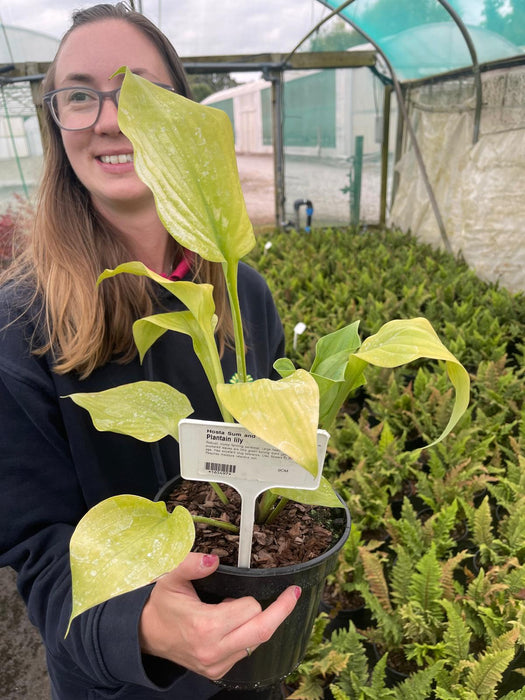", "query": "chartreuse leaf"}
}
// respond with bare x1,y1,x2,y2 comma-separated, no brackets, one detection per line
310,321,362,377
133,311,230,421
355,317,470,445
98,261,217,331
68,381,192,442
115,68,255,265
67,496,194,635
98,262,230,420
217,369,320,477
271,475,341,508
309,323,366,429
314,356,367,431
273,357,295,377
134,311,217,364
